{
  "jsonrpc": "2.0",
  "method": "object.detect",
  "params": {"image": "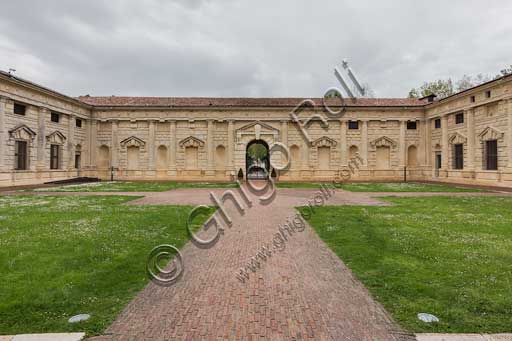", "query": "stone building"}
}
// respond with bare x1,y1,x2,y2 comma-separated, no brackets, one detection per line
1,70,511,187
